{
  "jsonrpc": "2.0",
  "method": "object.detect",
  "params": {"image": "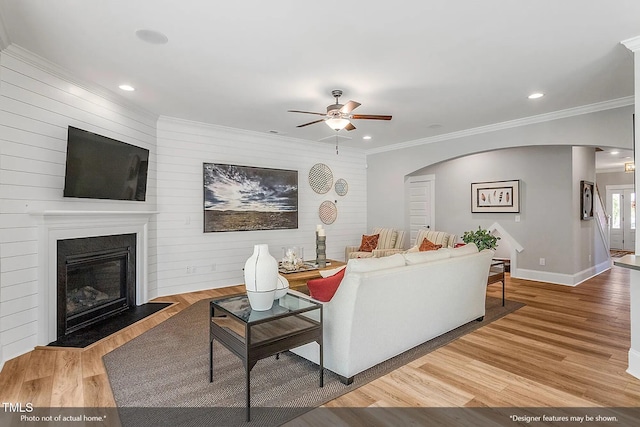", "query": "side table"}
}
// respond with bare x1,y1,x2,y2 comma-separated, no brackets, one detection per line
209,292,323,421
